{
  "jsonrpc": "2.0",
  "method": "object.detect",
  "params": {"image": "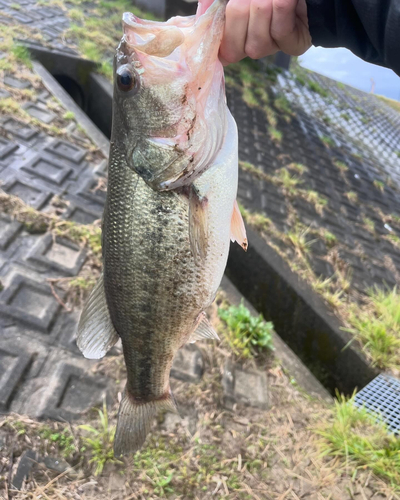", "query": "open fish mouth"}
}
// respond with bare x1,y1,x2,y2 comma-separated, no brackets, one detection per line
119,0,229,191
